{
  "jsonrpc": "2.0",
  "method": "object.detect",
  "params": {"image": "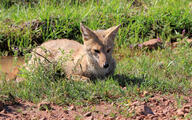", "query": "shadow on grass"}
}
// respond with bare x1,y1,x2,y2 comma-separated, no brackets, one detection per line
112,74,145,87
